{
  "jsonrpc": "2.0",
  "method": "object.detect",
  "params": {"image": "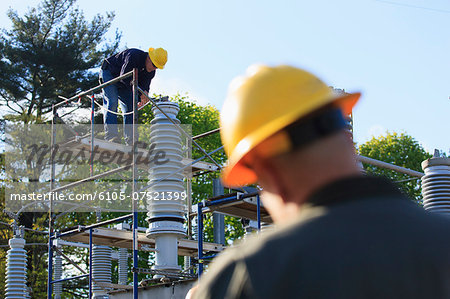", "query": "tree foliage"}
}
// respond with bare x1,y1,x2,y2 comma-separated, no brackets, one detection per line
358,132,432,203
0,0,120,122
